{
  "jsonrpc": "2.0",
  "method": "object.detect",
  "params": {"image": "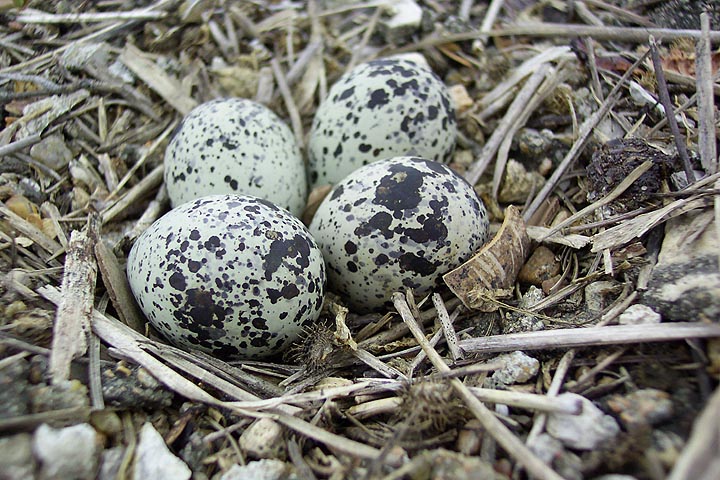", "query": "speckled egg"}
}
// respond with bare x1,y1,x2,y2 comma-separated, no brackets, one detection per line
307,57,457,188
127,195,326,359
309,156,489,312
164,98,307,217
